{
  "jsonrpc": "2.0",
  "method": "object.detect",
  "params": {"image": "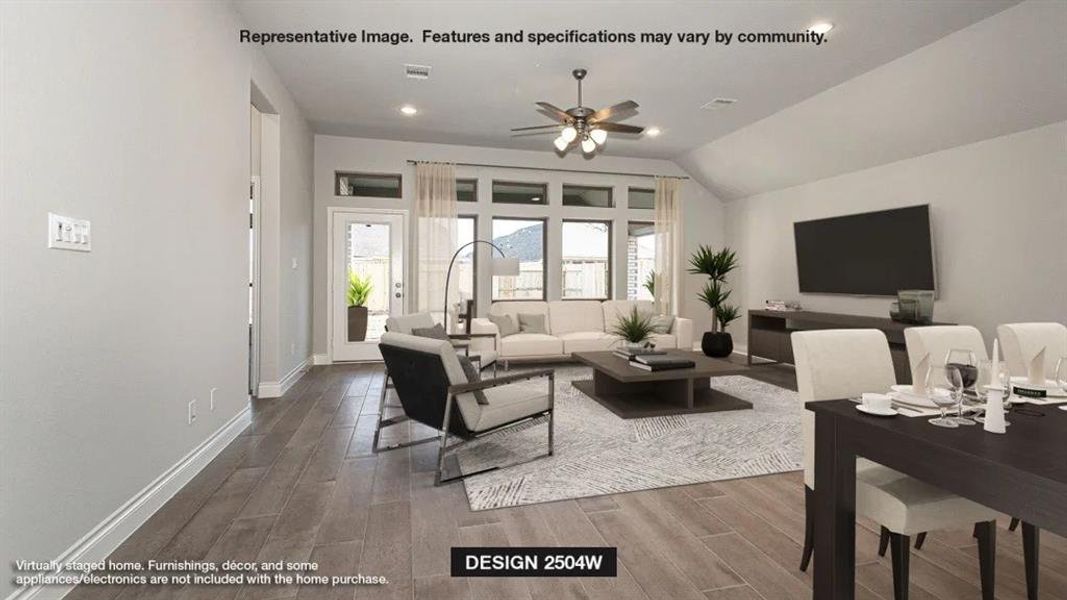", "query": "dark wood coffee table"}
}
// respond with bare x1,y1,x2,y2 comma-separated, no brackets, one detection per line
571,350,753,419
